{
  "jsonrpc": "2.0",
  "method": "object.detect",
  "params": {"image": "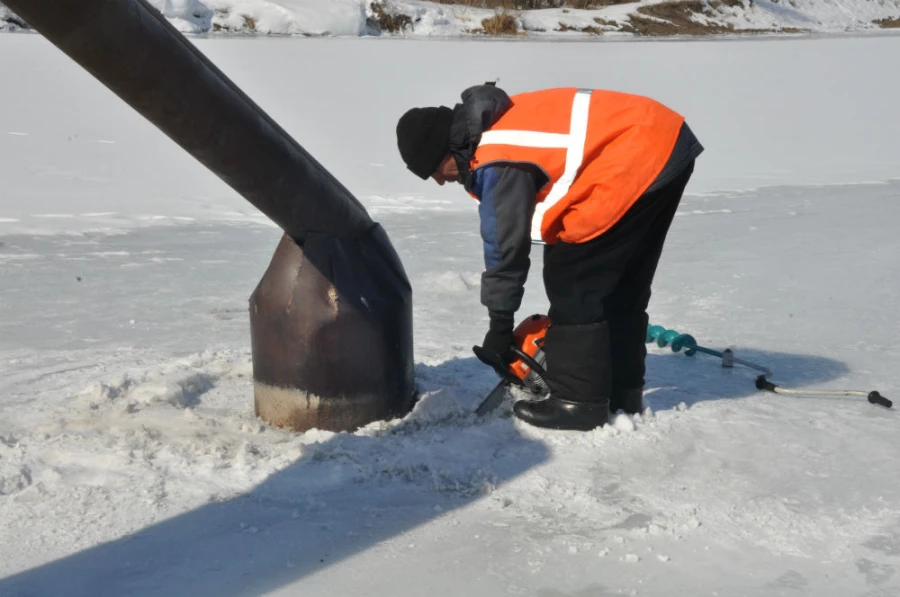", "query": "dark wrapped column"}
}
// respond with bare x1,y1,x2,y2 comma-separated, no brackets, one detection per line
251,227,415,431
7,0,417,431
